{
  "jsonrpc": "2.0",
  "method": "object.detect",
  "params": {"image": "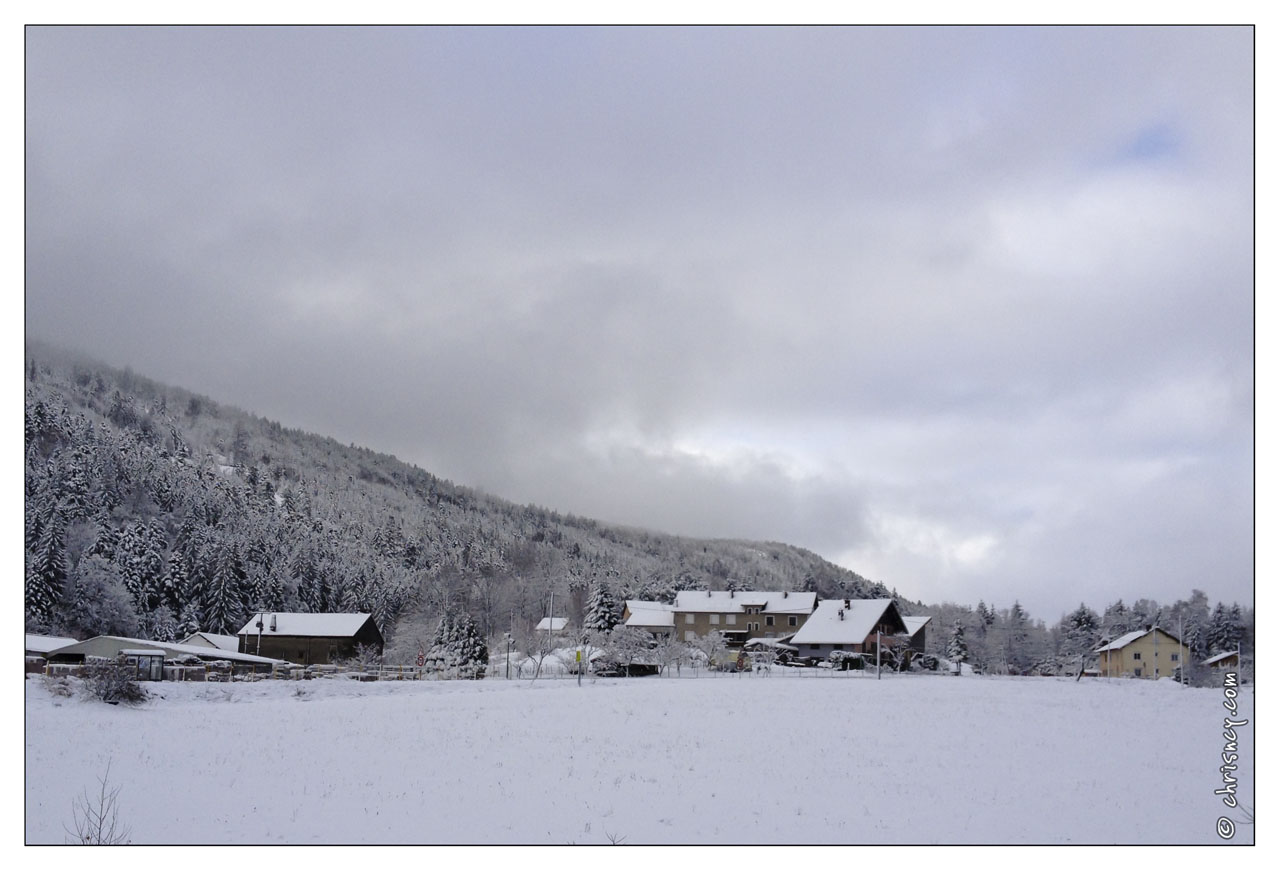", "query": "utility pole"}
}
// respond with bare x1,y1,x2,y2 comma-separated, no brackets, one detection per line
876,628,882,680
